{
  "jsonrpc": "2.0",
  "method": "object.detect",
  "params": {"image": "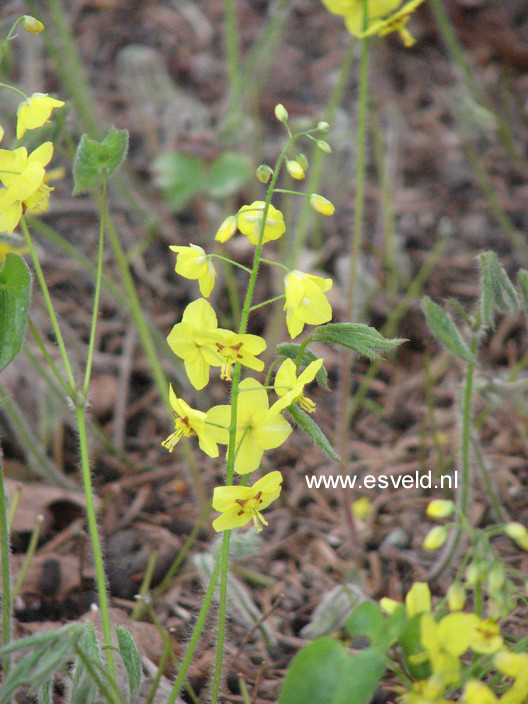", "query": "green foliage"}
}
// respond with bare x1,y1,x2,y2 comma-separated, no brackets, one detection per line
116,625,142,700
287,404,340,462
71,622,103,704
276,342,329,389
0,253,31,374
311,323,405,359
517,269,528,313
479,250,518,326
278,637,386,704
421,296,475,363
345,602,406,650
73,125,129,193
153,150,252,212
